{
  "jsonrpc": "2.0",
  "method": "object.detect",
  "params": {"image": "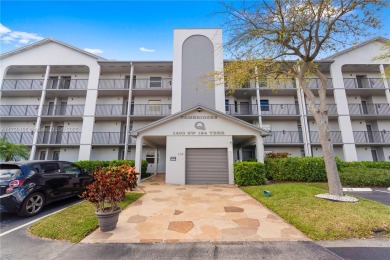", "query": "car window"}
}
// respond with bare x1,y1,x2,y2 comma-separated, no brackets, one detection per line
0,164,22,180
40,163,60,174
62,163,81,175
